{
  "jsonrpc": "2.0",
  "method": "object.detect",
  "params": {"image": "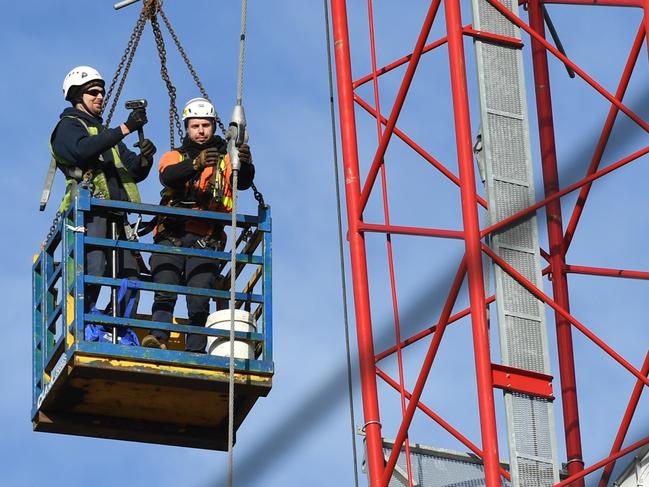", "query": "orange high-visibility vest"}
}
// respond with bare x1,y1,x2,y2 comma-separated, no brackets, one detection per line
157,149,233,236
